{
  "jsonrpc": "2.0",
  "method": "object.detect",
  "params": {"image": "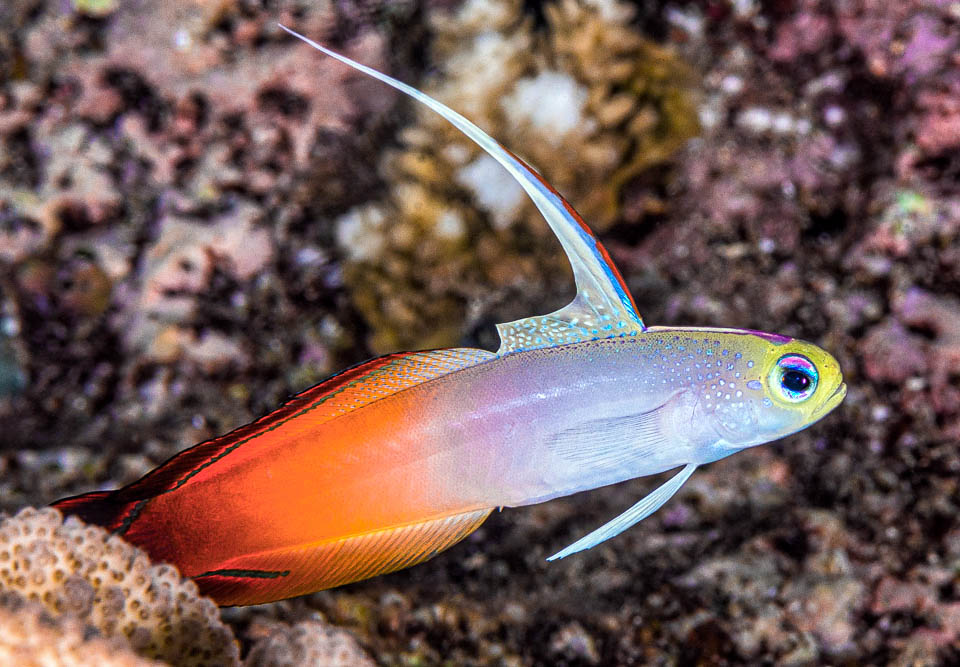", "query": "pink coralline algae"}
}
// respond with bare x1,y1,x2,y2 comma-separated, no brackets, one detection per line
871,570,960,663
861,288,960,433
913,80,960,156
895,289,960,414
861,319,929,385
